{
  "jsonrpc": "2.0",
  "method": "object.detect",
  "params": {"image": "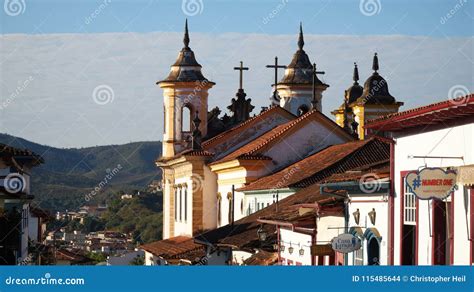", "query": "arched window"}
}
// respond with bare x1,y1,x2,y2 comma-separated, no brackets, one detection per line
227,192,233,224
297,105,309,116
217,193,222,226
182,105,192,132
